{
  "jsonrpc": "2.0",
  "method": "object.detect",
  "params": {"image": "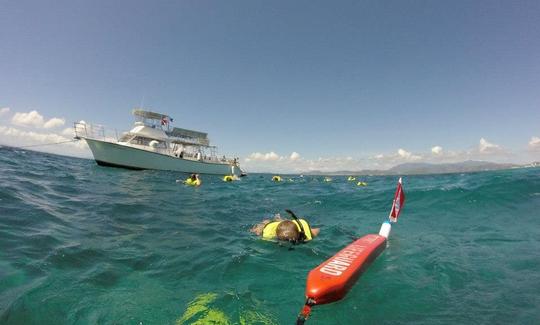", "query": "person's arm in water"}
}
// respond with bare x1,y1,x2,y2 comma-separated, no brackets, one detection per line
311,227,320,237
250,214,282,235
250,219,270,235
